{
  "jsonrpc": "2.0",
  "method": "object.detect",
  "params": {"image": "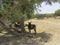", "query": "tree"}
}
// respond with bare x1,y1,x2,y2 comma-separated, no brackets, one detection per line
0,0,60,33
55,9,60,16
